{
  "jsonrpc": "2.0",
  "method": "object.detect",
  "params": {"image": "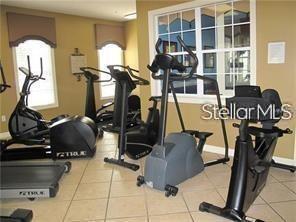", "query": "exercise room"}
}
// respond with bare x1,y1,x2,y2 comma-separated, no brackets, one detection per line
0,0,295,221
